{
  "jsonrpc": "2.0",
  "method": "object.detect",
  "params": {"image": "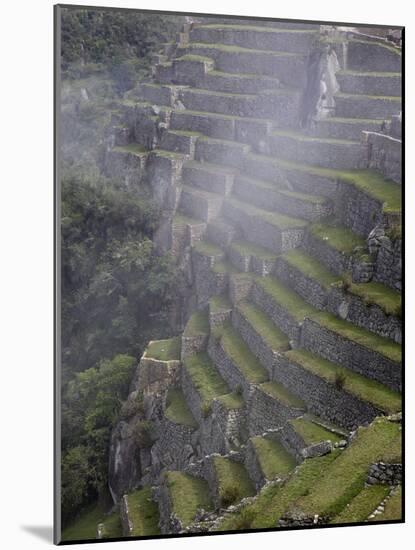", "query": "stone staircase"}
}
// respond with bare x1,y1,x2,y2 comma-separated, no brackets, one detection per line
105,17,402,537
